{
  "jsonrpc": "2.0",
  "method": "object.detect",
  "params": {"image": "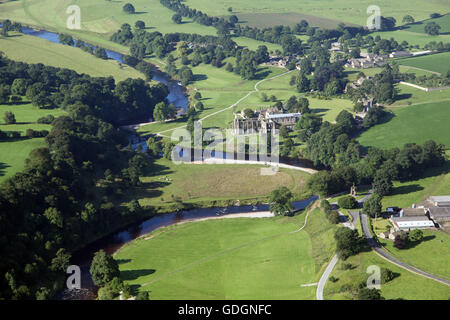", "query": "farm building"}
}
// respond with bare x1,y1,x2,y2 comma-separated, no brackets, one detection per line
428,196,450,207
391,216,435,231
389,51,413,58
